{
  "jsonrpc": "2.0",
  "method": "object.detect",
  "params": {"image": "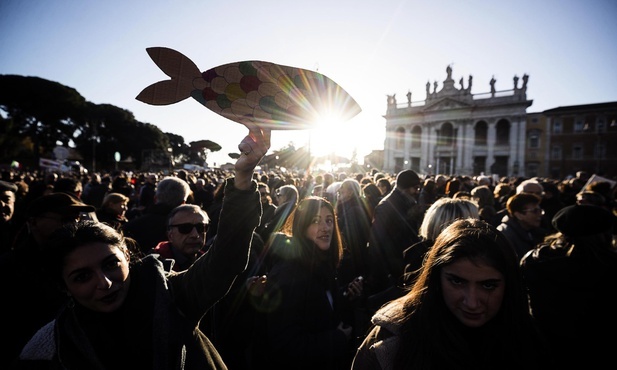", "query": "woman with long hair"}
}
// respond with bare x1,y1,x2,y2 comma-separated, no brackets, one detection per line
12,123,271,369
352,218,549,370
254,196,357,370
